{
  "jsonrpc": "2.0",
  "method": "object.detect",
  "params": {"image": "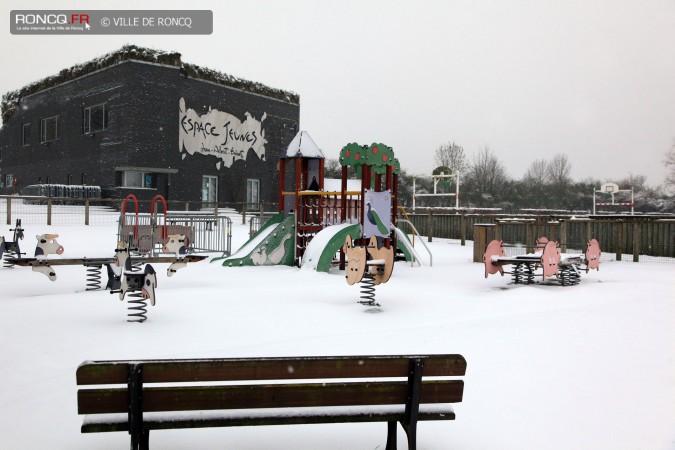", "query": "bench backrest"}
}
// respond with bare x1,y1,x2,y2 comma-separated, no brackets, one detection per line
77,354,466,415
